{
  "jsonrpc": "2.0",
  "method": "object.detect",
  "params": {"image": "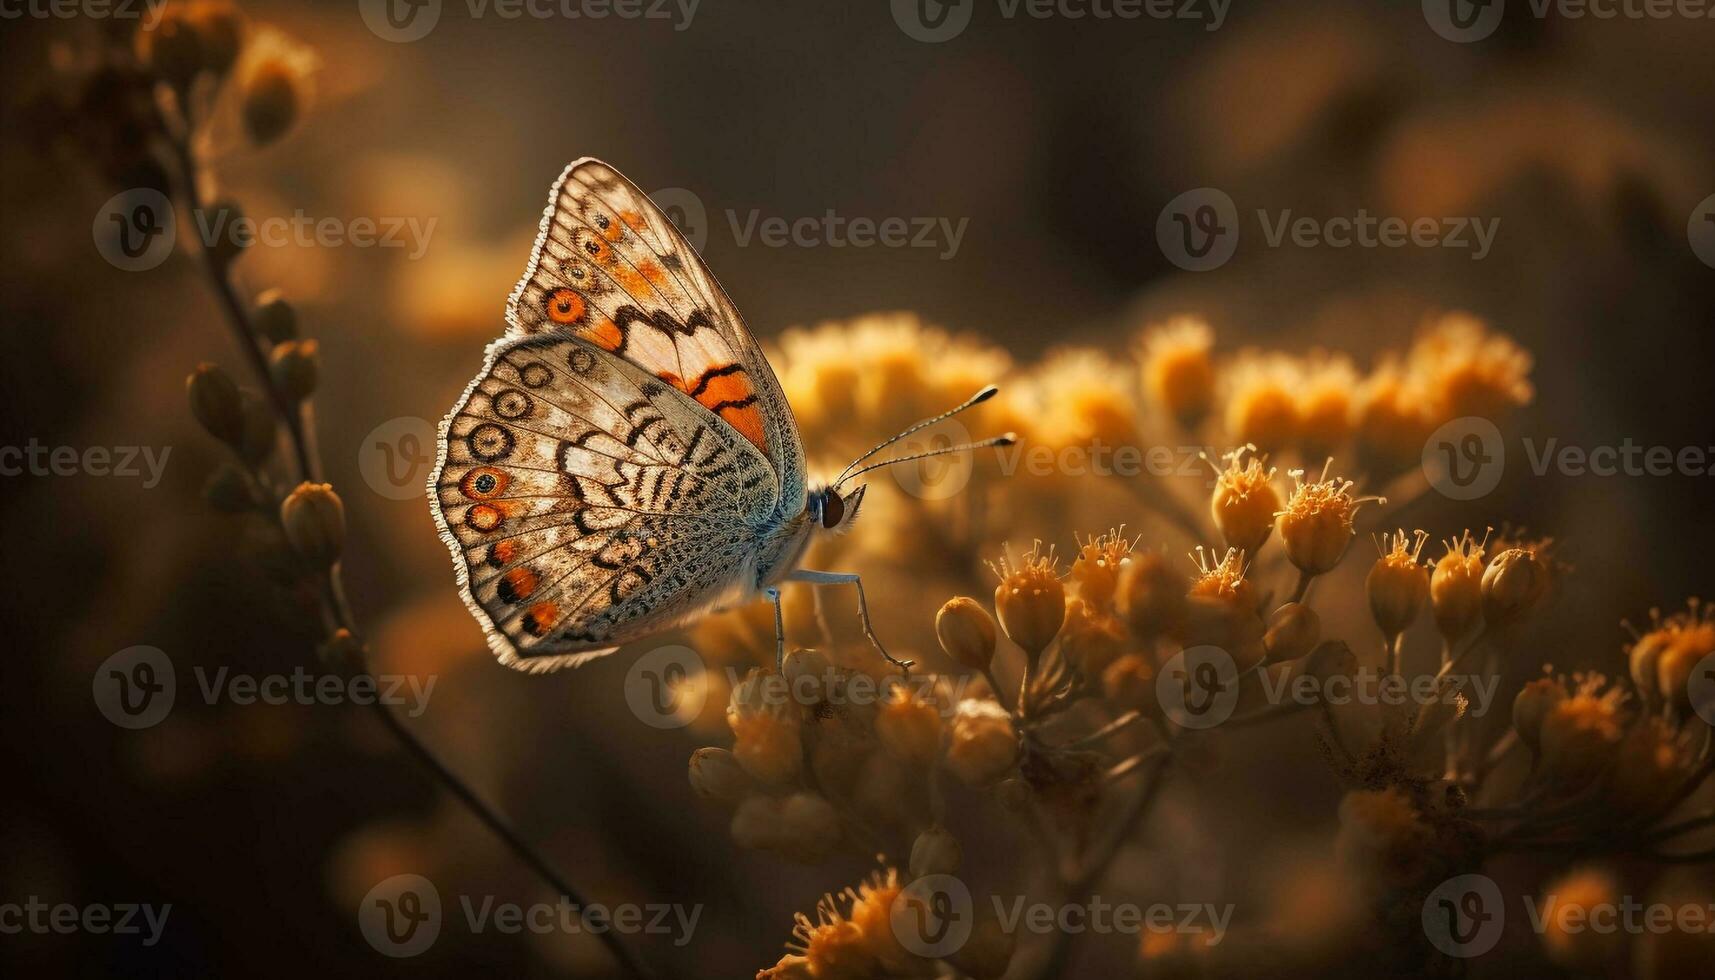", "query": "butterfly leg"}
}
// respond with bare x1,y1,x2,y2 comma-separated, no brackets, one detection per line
785,569,913,674
765,586,785,672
